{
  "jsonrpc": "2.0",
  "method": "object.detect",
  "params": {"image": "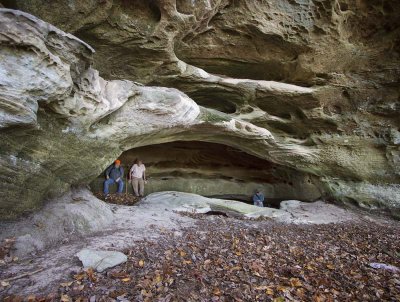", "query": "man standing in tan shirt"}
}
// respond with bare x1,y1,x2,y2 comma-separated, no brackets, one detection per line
130,159,146,197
